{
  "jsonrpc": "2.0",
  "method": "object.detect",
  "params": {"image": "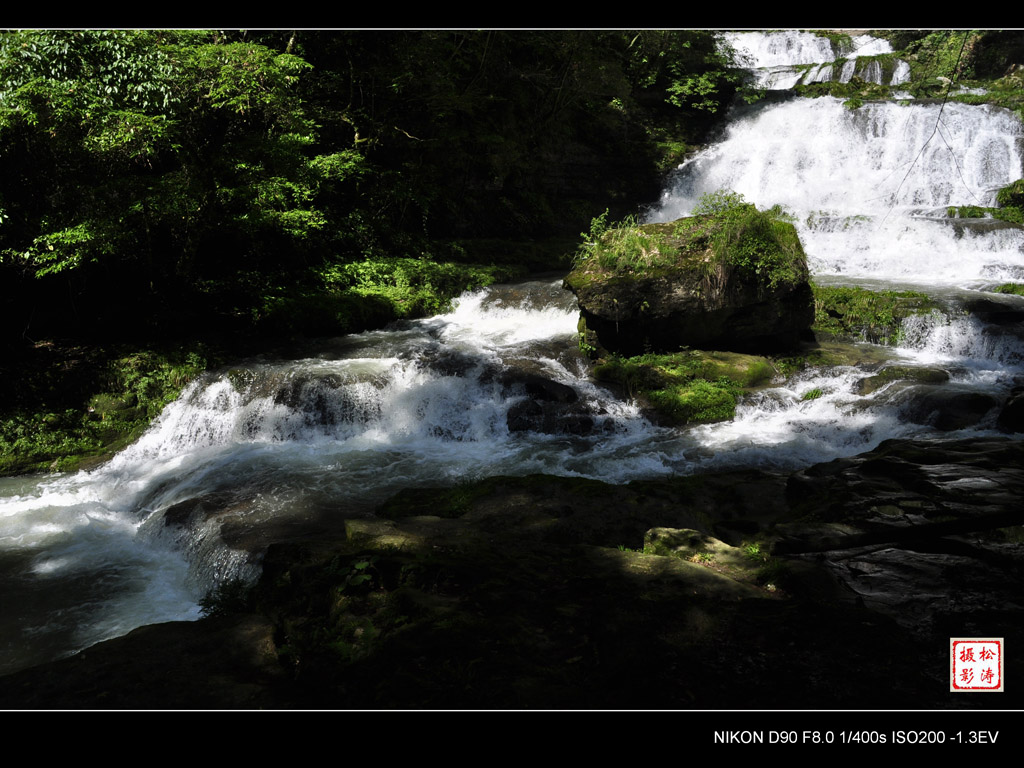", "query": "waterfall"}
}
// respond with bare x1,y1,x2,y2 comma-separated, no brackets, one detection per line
647,98,1024,286
723,31,909,91
646,31,1024,469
